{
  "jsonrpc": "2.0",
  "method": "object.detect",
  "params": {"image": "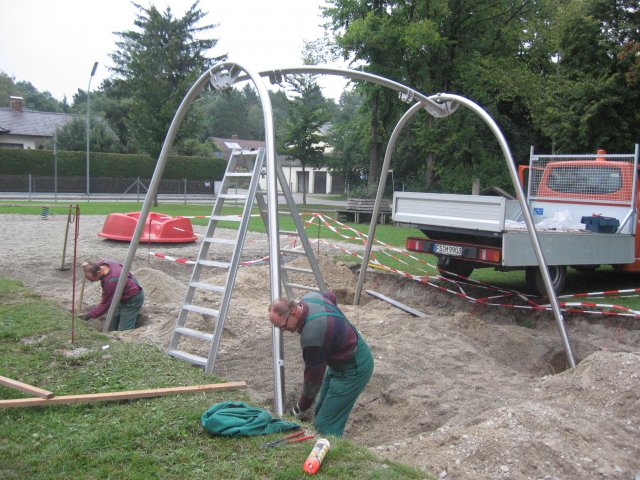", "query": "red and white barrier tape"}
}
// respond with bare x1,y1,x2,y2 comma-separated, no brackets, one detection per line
141,211,640,319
